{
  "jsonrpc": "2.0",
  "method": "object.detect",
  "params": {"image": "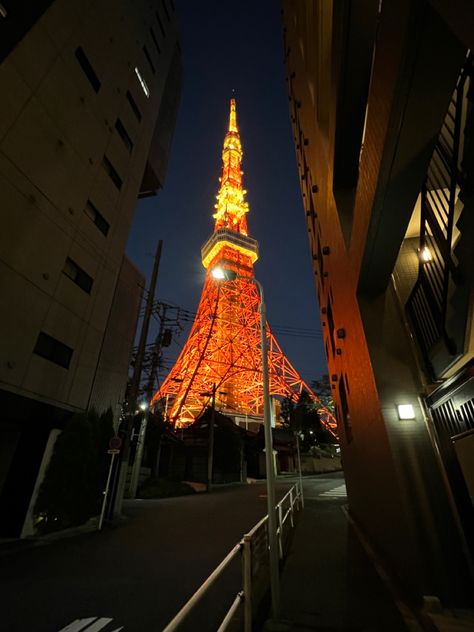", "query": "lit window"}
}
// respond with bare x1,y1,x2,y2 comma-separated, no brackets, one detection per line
134,67,149,98
397,404,415,420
